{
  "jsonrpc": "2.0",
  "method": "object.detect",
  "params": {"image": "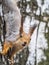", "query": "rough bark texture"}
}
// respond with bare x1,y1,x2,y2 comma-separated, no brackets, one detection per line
0,47,29,65
14,47,29,65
